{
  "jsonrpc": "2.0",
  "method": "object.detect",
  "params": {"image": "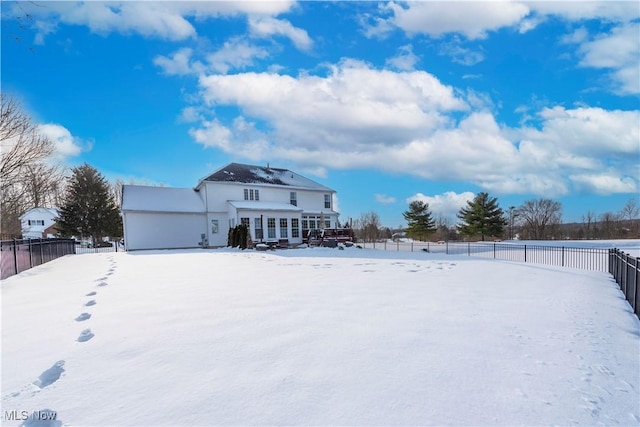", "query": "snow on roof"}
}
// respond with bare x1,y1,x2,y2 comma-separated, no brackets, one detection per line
121,185,205,213
228,201,303,212
20,207,59,219
202,163,334,192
